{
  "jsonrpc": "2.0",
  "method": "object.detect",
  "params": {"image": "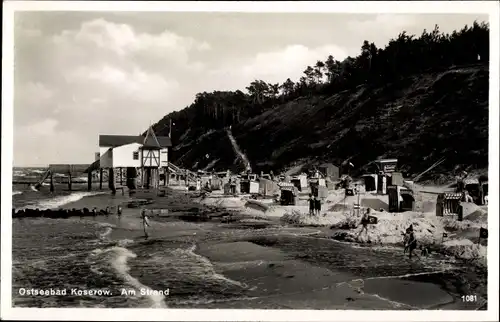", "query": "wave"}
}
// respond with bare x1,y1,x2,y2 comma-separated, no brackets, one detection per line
87,246,167,308
31,169,46,174
169,244,248,288
98,227,113,240
13,191,23,196
13,171,27,177
17,191,106,210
